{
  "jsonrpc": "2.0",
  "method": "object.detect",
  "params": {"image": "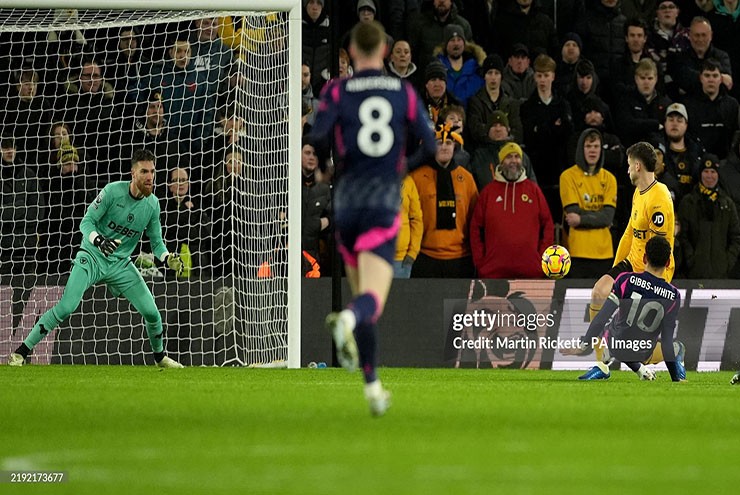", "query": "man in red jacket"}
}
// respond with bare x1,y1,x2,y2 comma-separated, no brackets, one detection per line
470,142,554,278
